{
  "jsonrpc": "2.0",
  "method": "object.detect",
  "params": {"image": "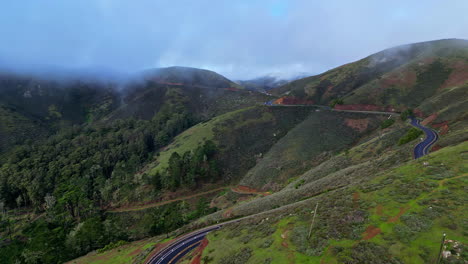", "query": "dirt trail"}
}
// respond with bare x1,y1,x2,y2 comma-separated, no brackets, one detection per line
230,185,271,196
109,186,229,213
